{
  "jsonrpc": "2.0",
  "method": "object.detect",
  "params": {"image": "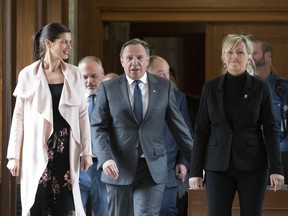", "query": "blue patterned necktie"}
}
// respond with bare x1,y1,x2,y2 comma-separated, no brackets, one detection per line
133,80,143,157
88,94,96,120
